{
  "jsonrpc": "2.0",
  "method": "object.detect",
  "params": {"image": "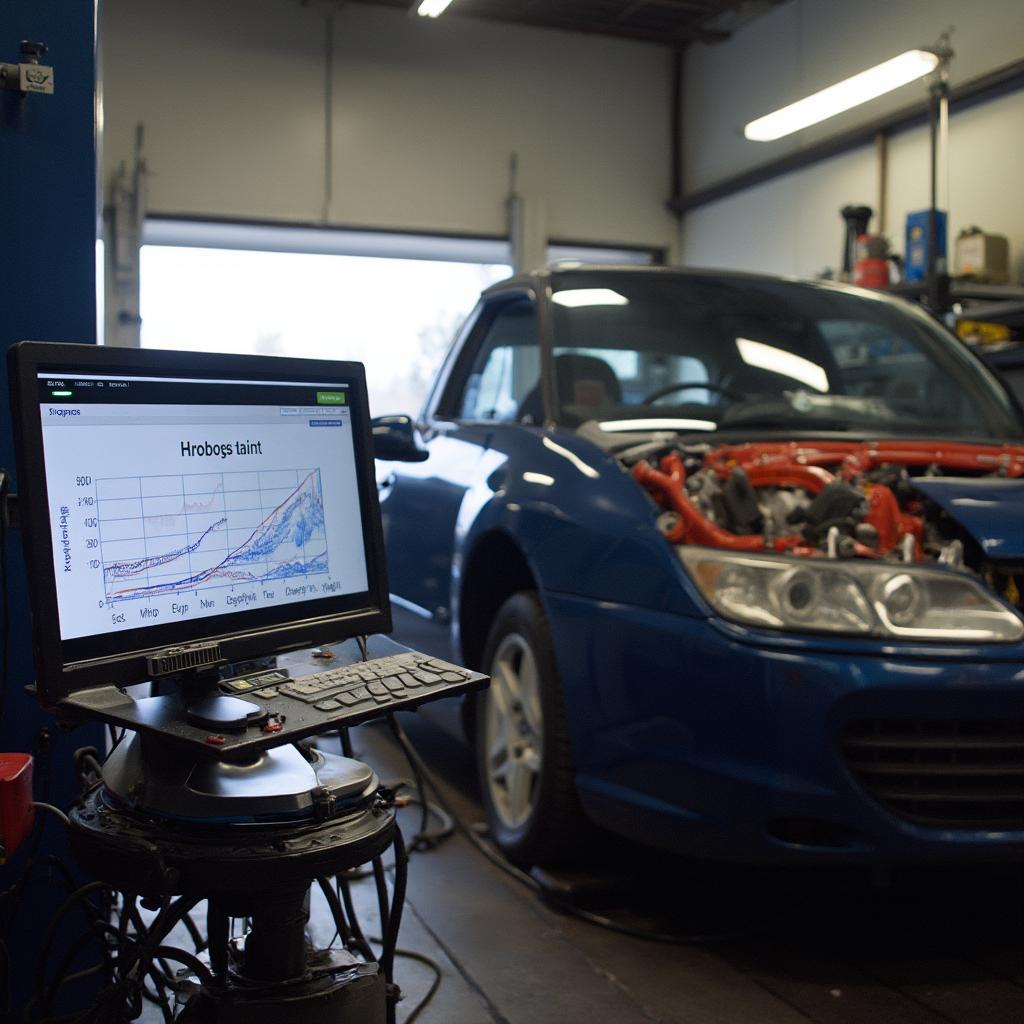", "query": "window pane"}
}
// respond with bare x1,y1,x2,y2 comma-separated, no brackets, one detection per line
459,300,541,422
140,245,510,417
